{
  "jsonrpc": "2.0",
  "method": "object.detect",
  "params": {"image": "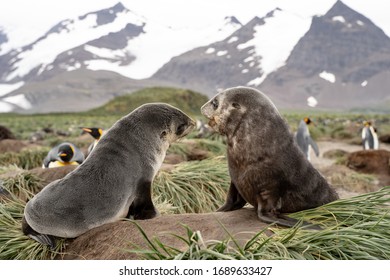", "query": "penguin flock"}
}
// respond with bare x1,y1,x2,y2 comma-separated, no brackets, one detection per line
42,127,104,169
293,117,381,161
